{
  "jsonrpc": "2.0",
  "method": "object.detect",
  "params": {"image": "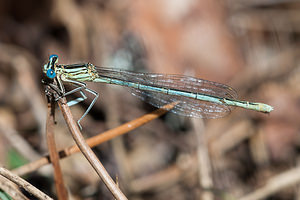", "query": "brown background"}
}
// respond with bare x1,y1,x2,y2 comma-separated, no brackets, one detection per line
0,0,299,199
